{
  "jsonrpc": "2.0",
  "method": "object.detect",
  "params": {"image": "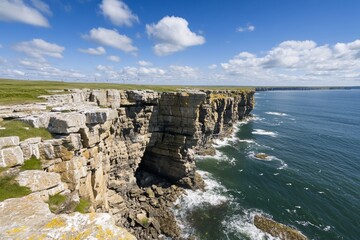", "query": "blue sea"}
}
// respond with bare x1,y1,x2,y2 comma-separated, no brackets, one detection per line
174,90,360,240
